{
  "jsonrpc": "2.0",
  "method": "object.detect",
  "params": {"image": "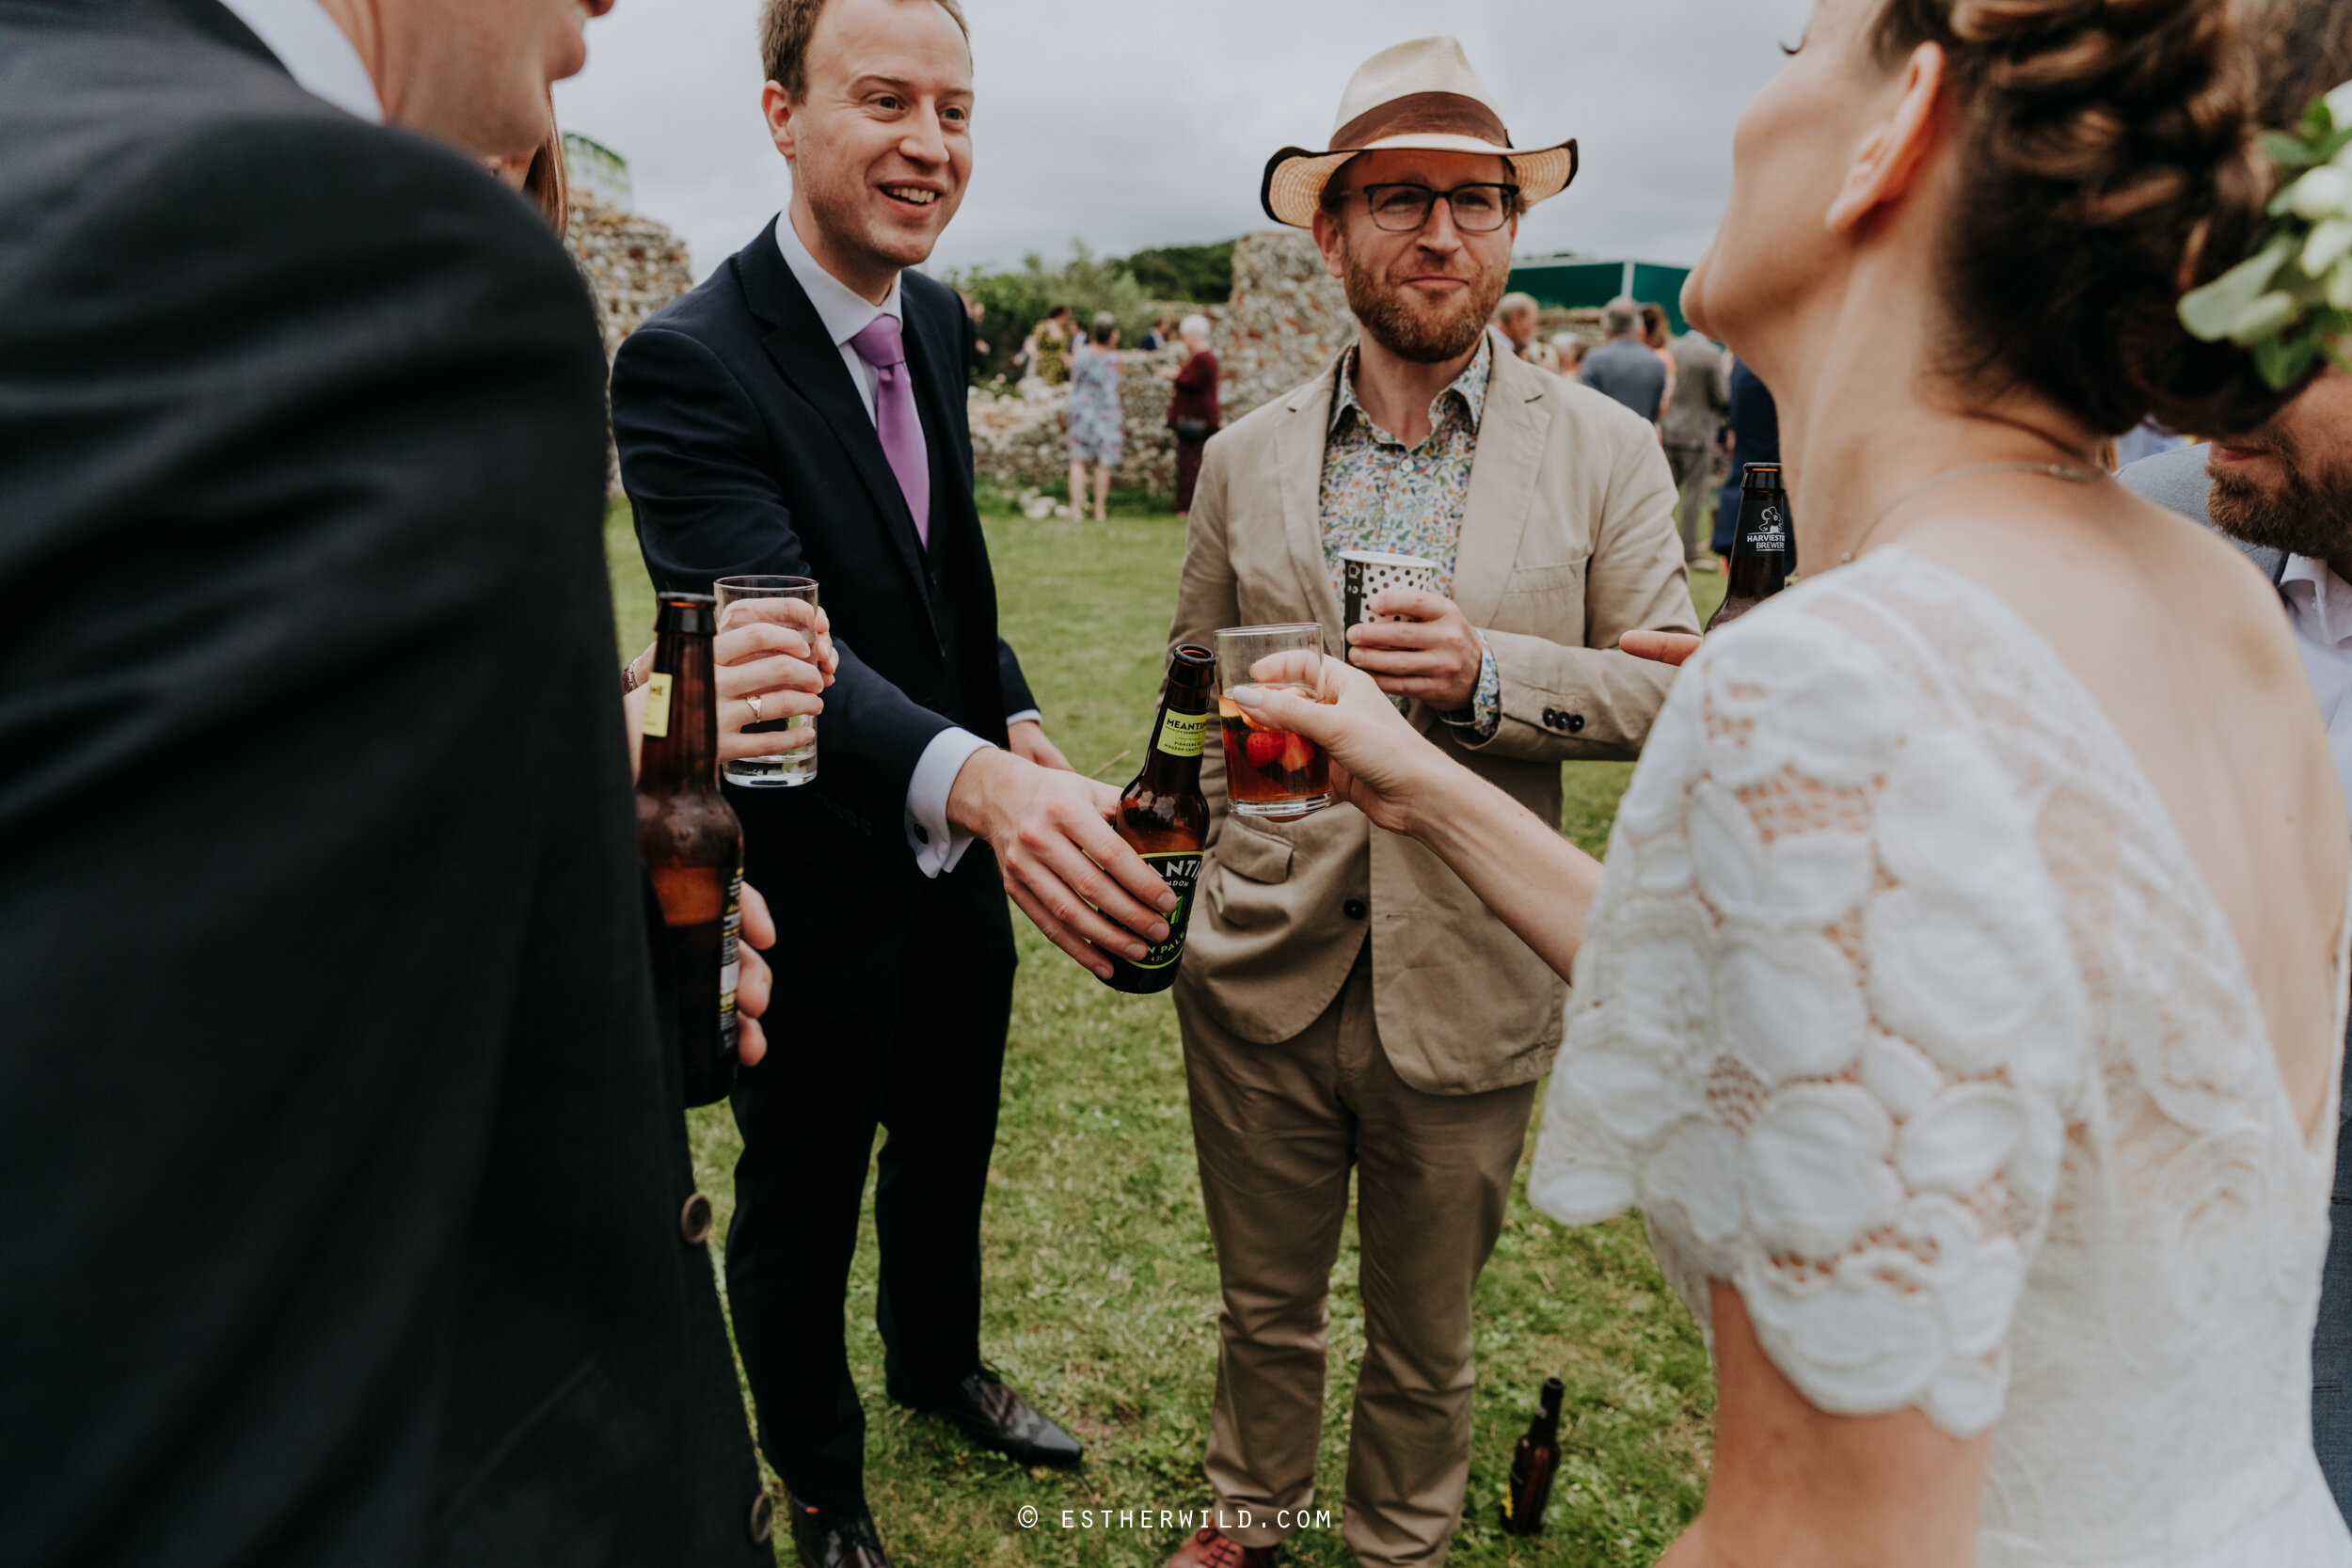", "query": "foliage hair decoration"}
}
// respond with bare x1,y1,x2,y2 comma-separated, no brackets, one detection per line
2179,82,2352,388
